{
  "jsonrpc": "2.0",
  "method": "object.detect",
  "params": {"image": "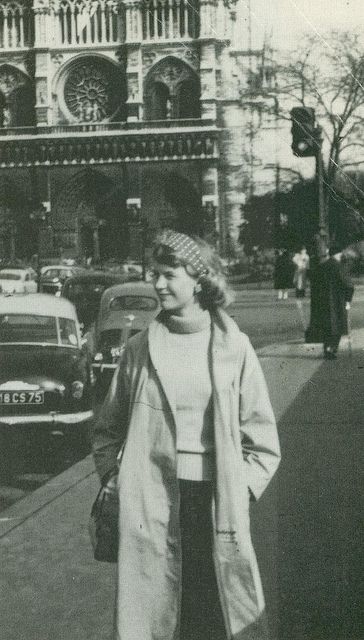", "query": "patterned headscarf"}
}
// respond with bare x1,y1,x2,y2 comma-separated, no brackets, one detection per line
160,231,208,276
